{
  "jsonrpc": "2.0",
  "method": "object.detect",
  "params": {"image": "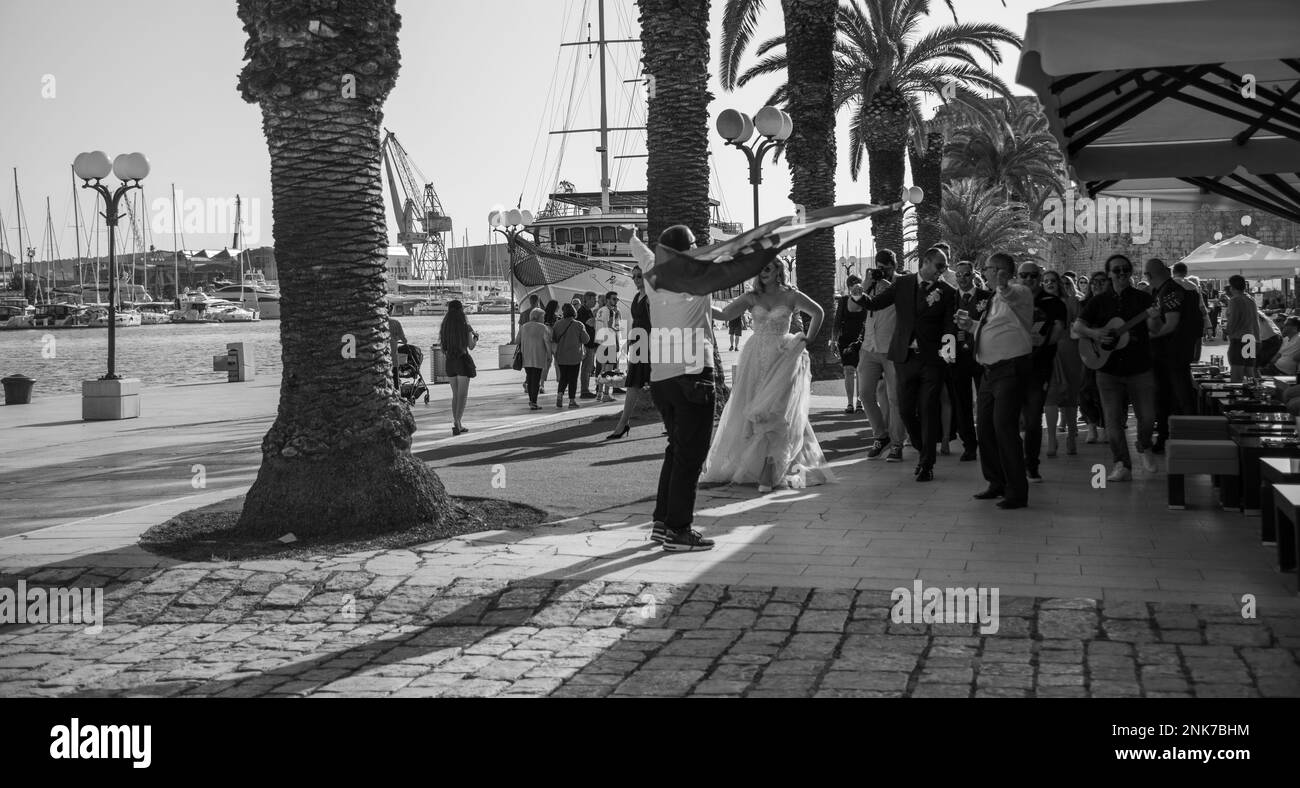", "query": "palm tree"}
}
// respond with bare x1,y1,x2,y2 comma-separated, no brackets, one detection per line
639,0,733,412
943,96,1067,218
778,0,839,378
734,1,1020,263
639,0,712,245
908,129,944,252
940,177,1044,264
235,0,451,536
718,1,839,378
